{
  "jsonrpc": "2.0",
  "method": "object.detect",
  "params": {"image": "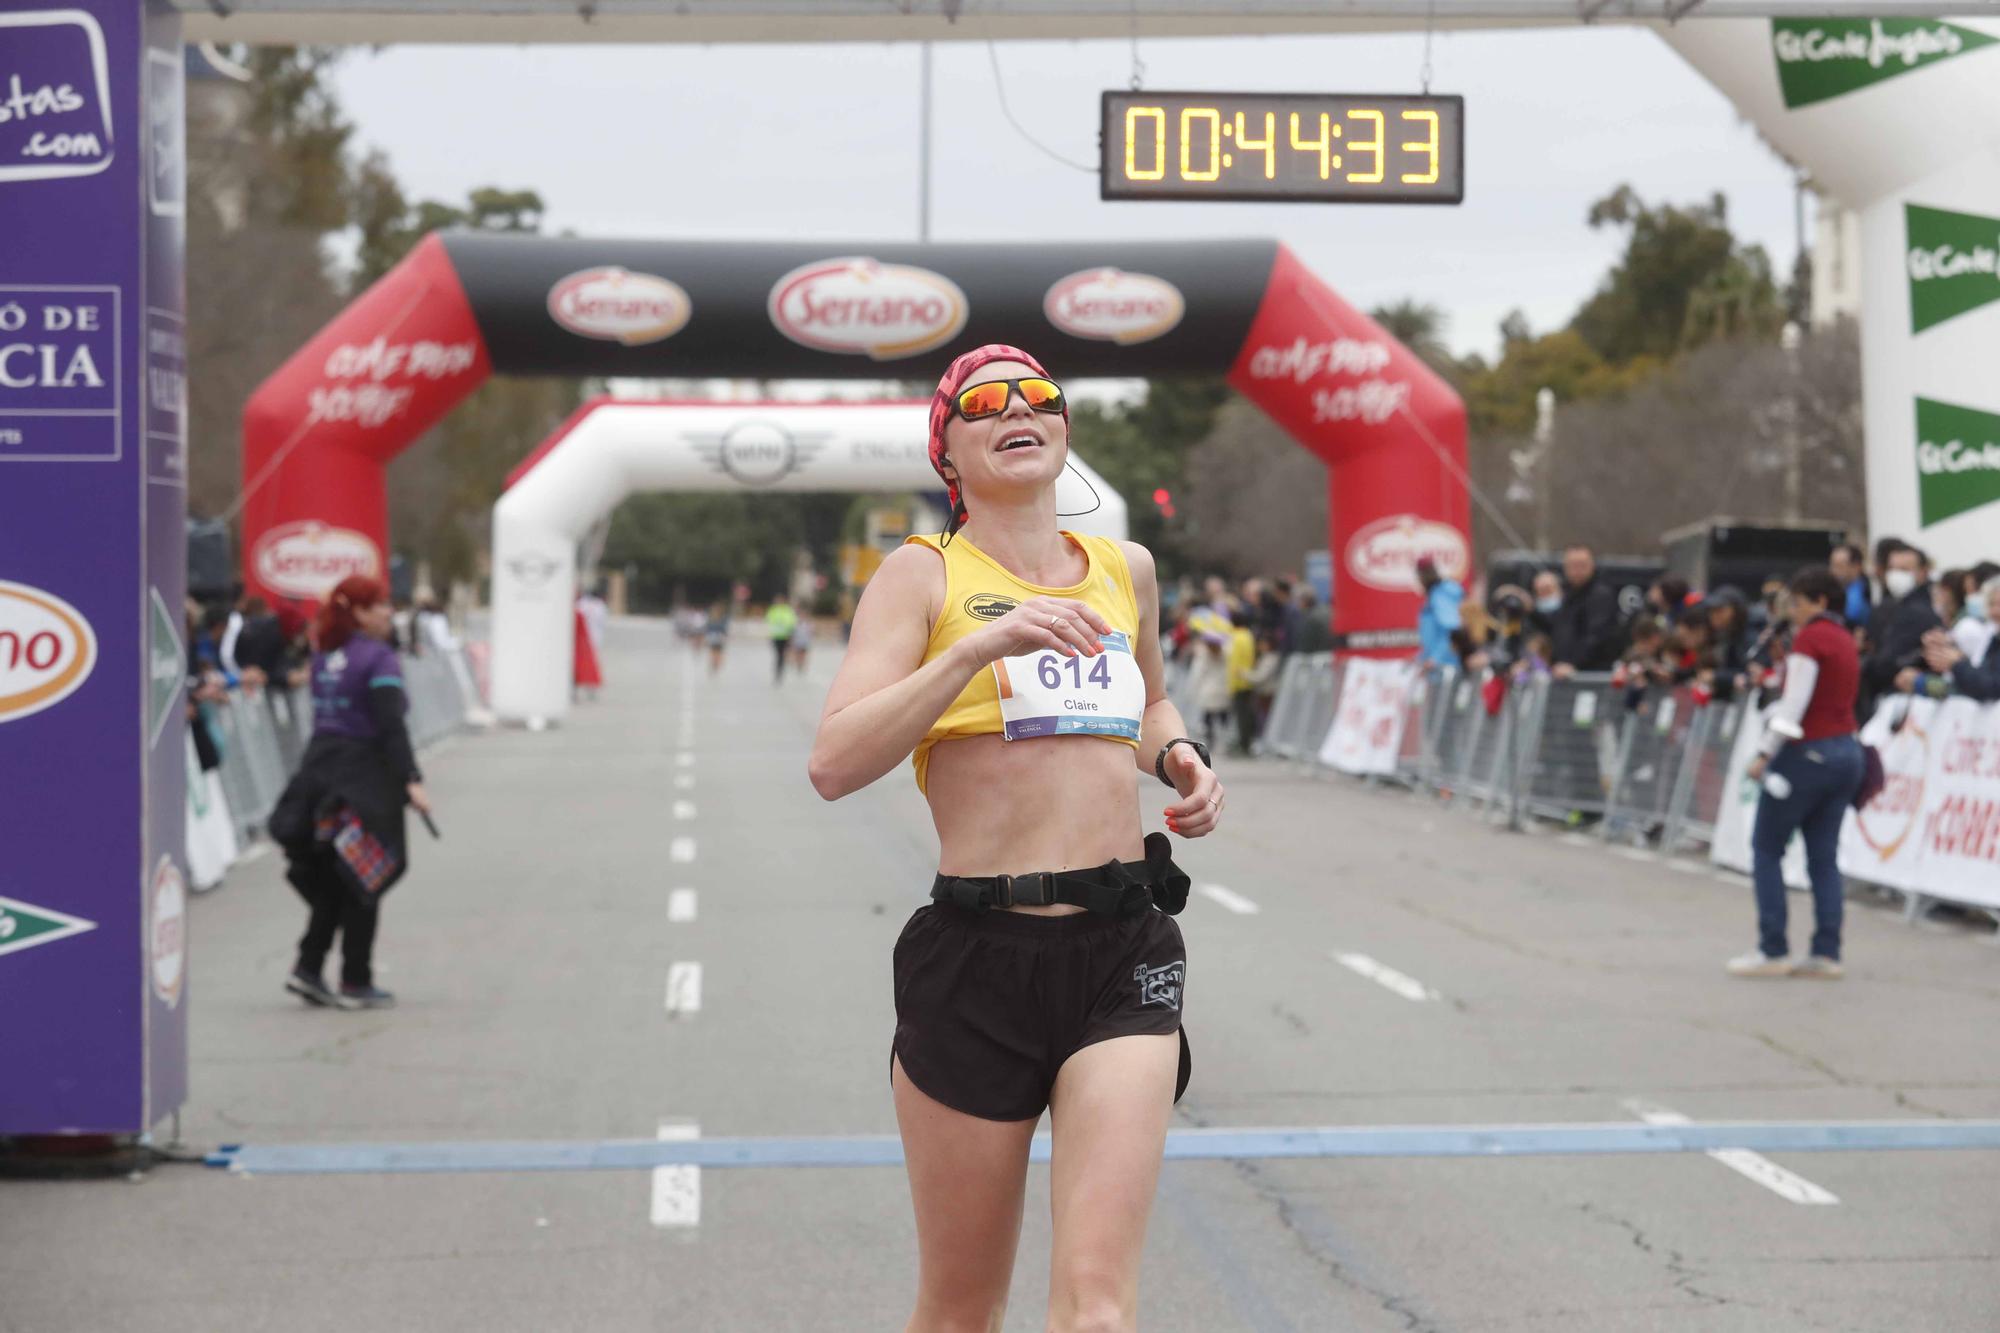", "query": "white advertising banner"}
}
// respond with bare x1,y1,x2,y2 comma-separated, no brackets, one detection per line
1319,657,1412,776
1836,698,1936,893
183,734,238,891
1910,698,2000,910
